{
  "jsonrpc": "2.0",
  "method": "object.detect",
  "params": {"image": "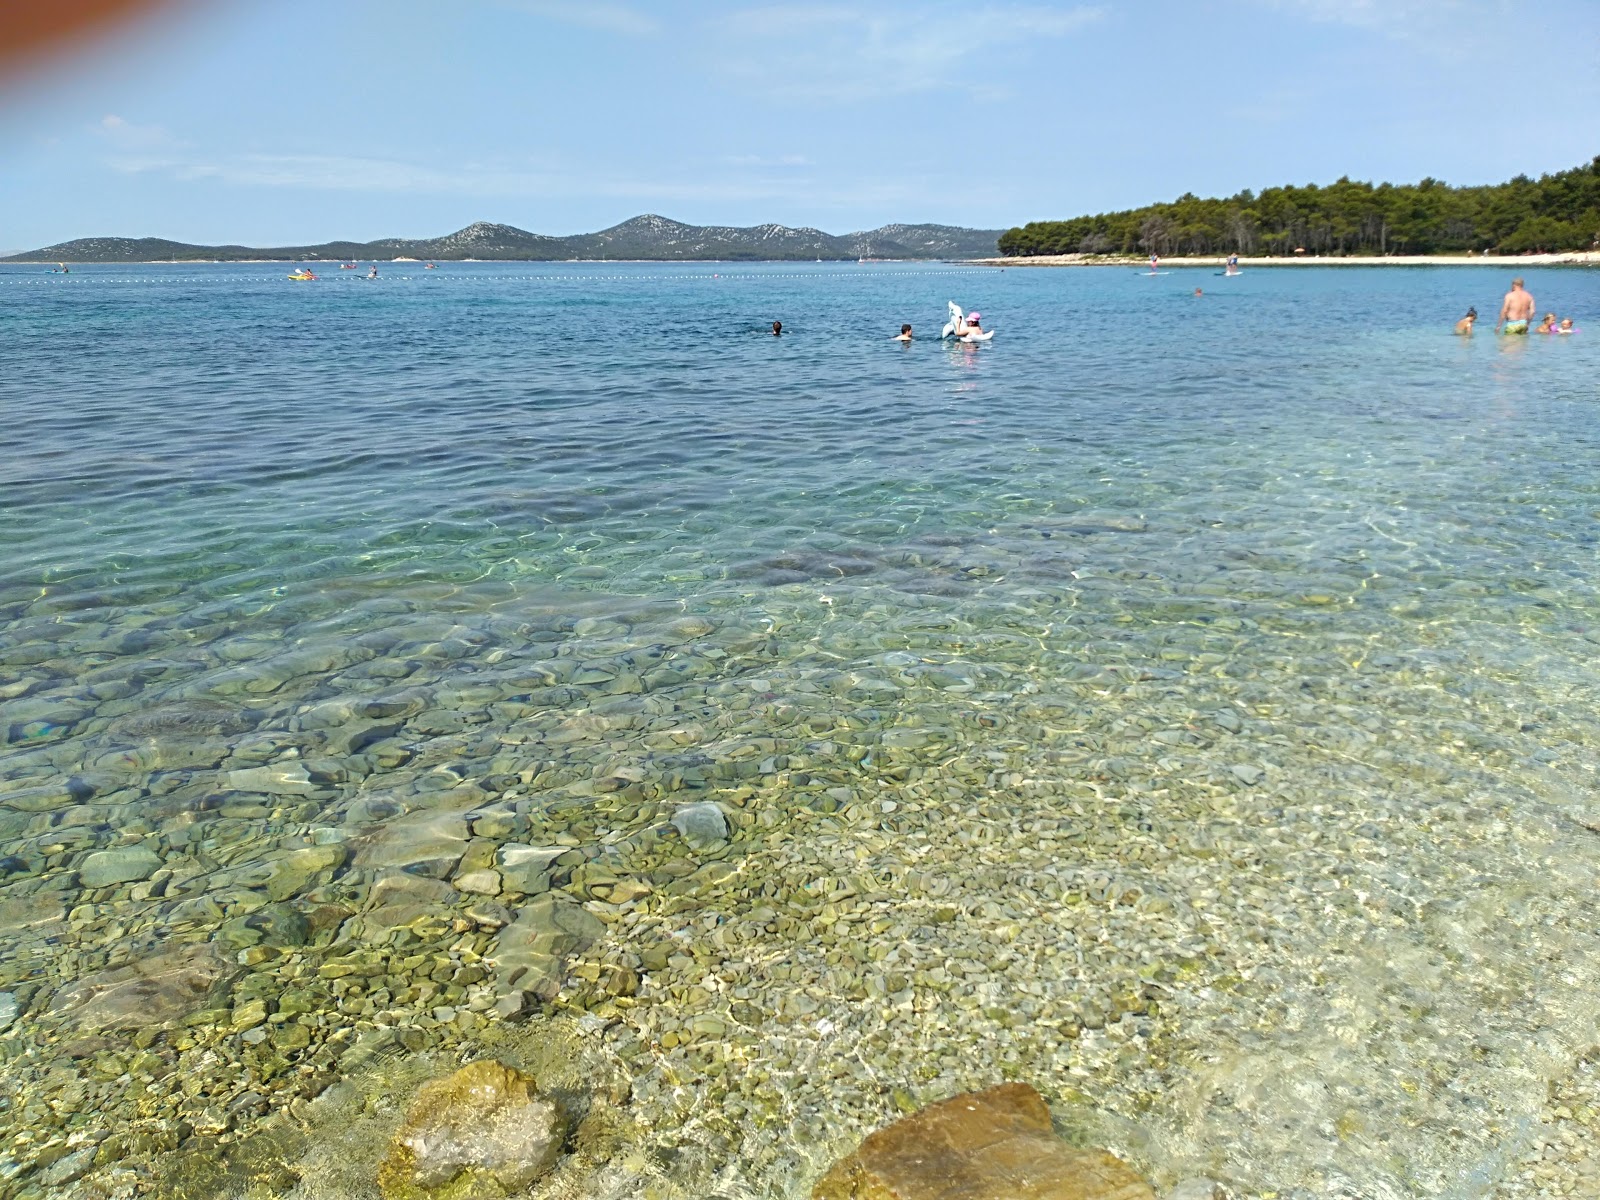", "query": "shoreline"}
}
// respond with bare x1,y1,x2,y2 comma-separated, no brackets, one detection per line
7,252,1596,268
971,251,1600,268
0,257,975,267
